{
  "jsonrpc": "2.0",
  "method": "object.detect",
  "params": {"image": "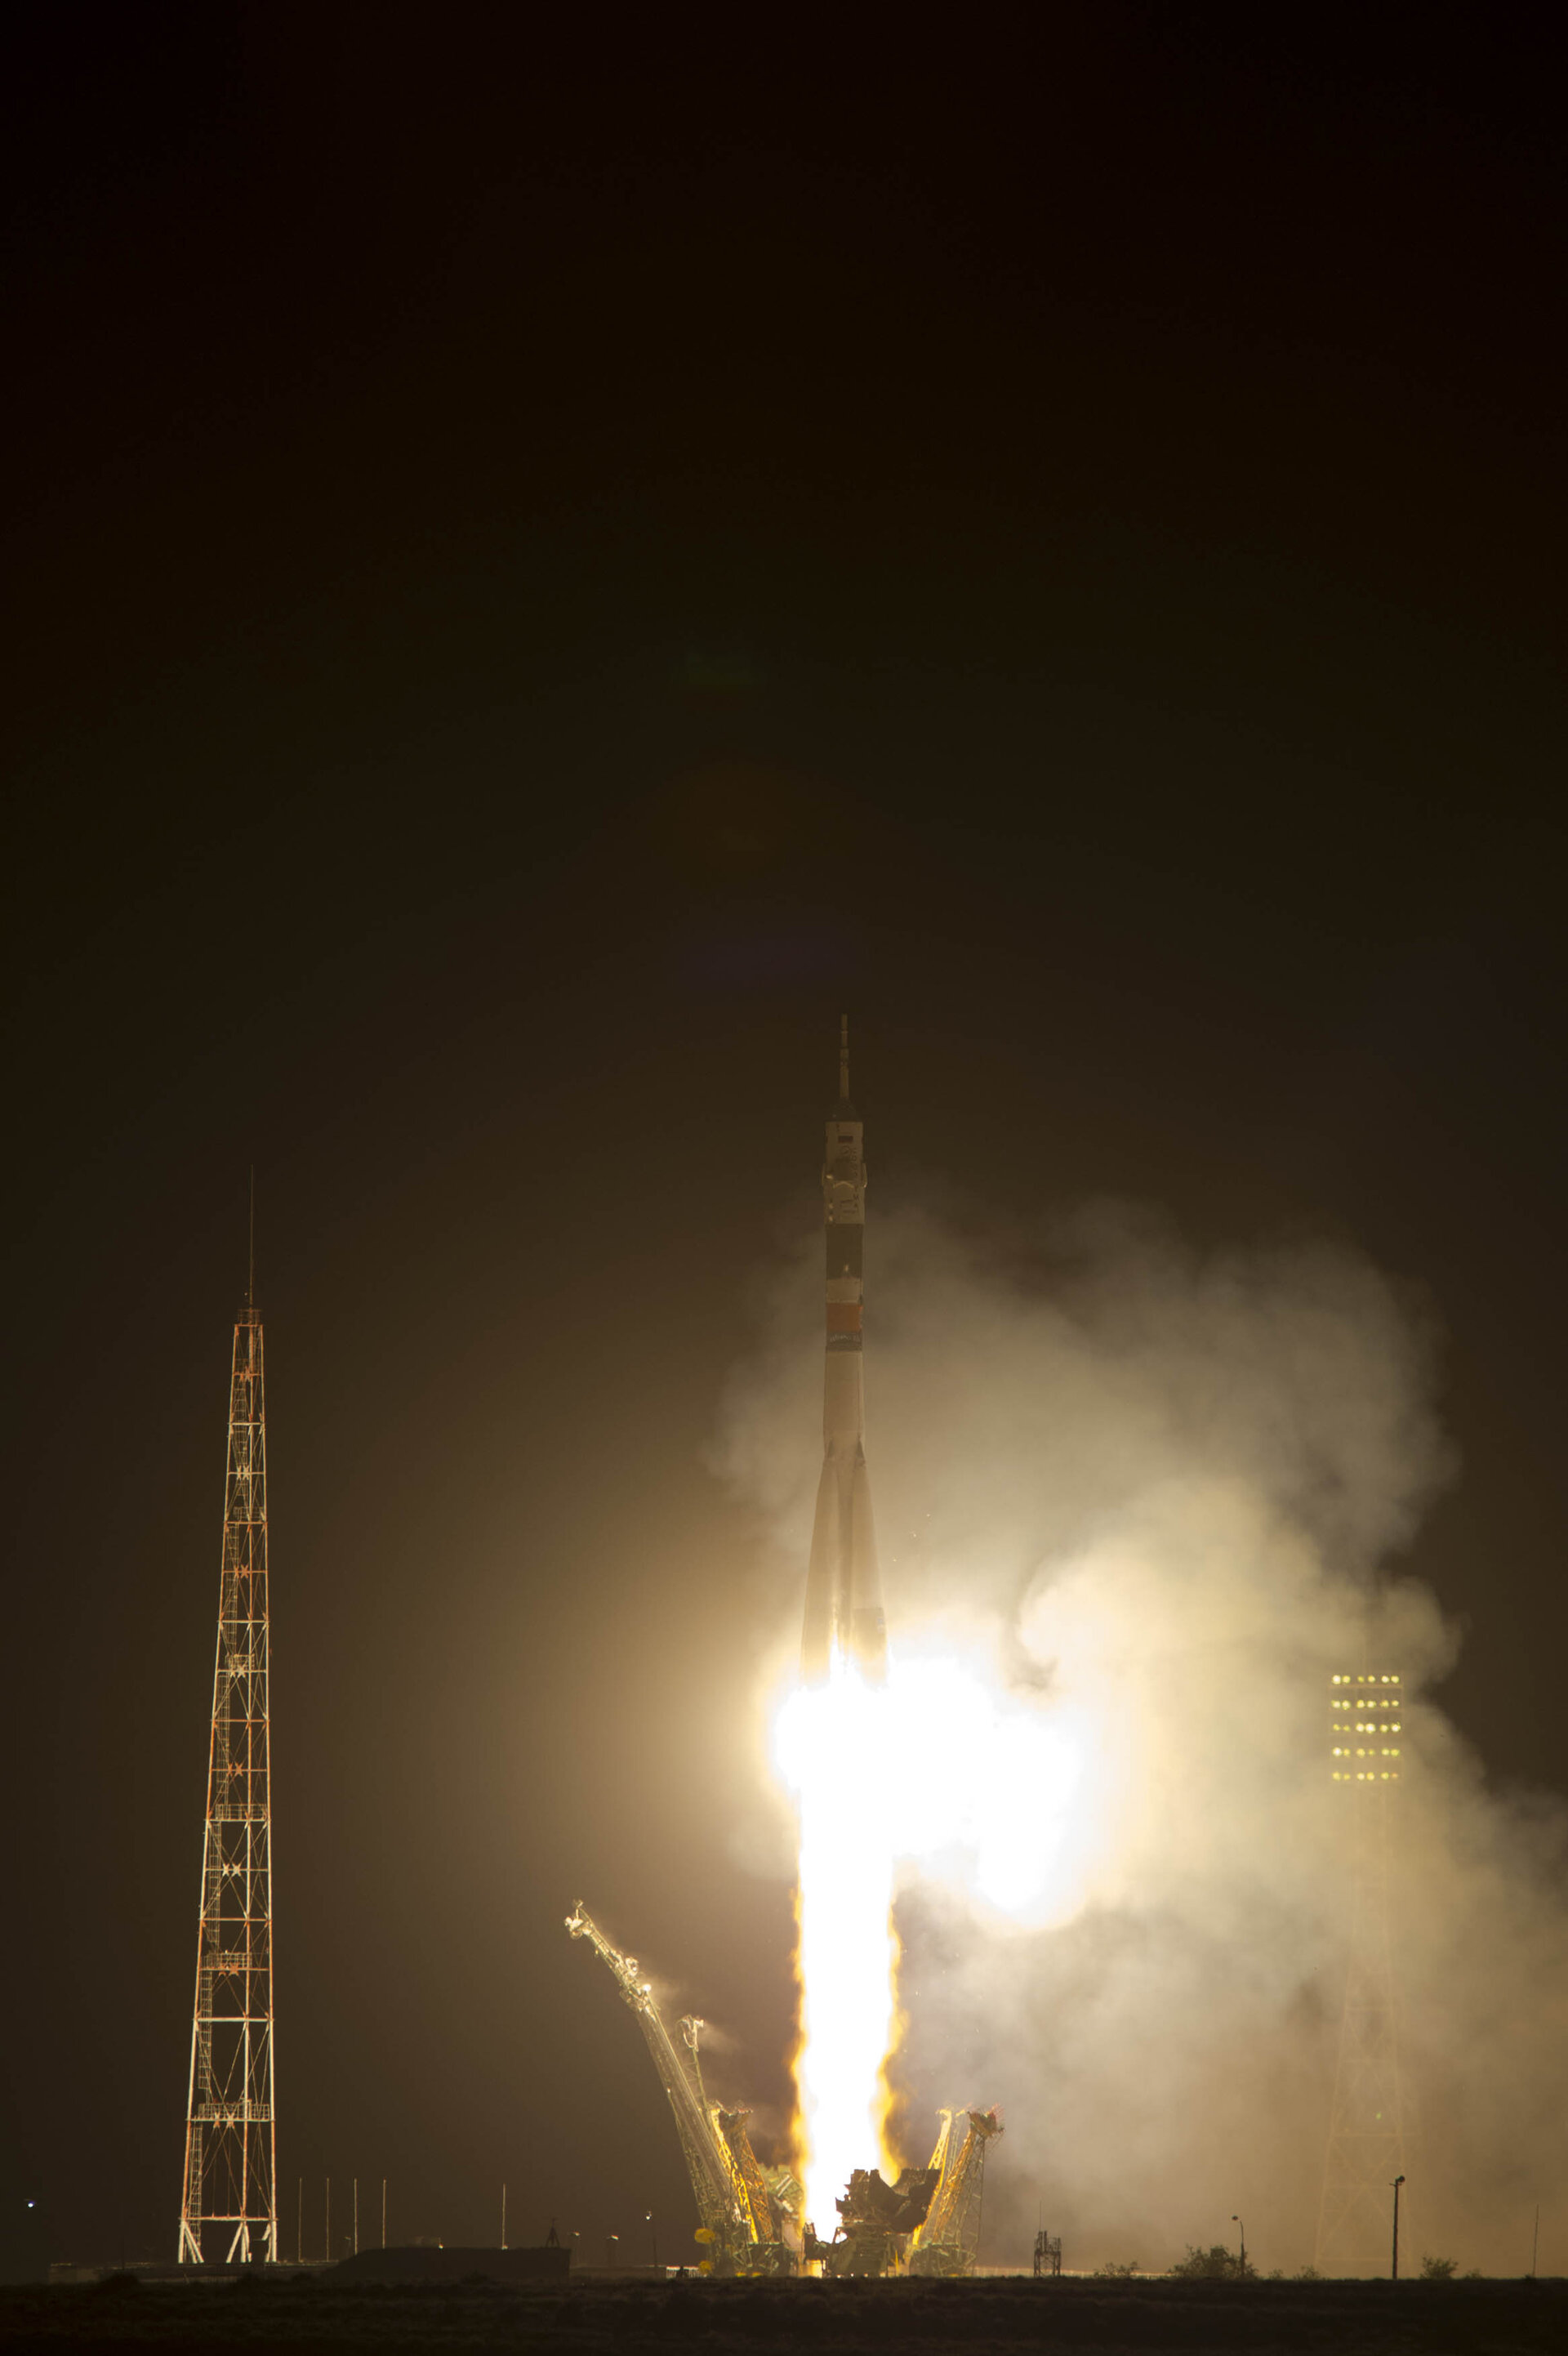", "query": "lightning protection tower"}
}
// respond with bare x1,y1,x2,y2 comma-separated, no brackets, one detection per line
1315,1669,1405,2273
178,1242,278,2263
